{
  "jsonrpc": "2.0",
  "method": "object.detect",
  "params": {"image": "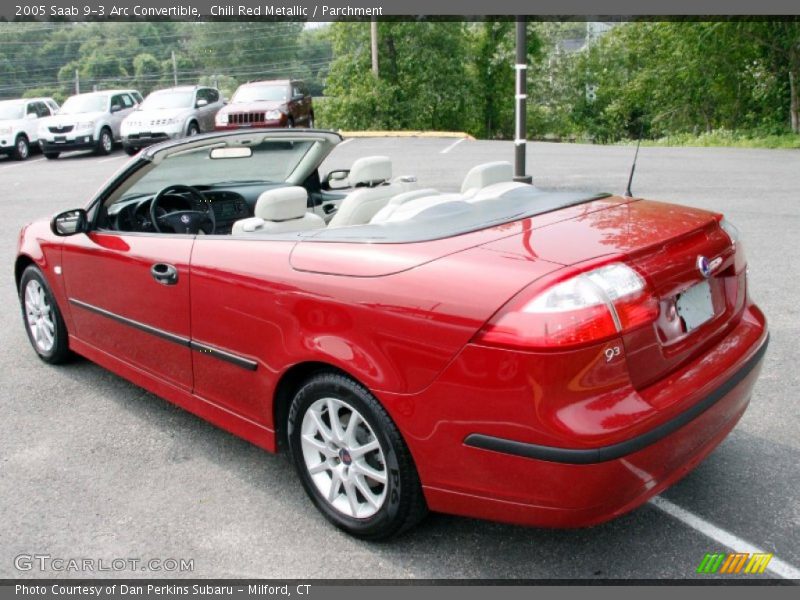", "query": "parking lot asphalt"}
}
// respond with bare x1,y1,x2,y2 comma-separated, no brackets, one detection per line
0,138,798,579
